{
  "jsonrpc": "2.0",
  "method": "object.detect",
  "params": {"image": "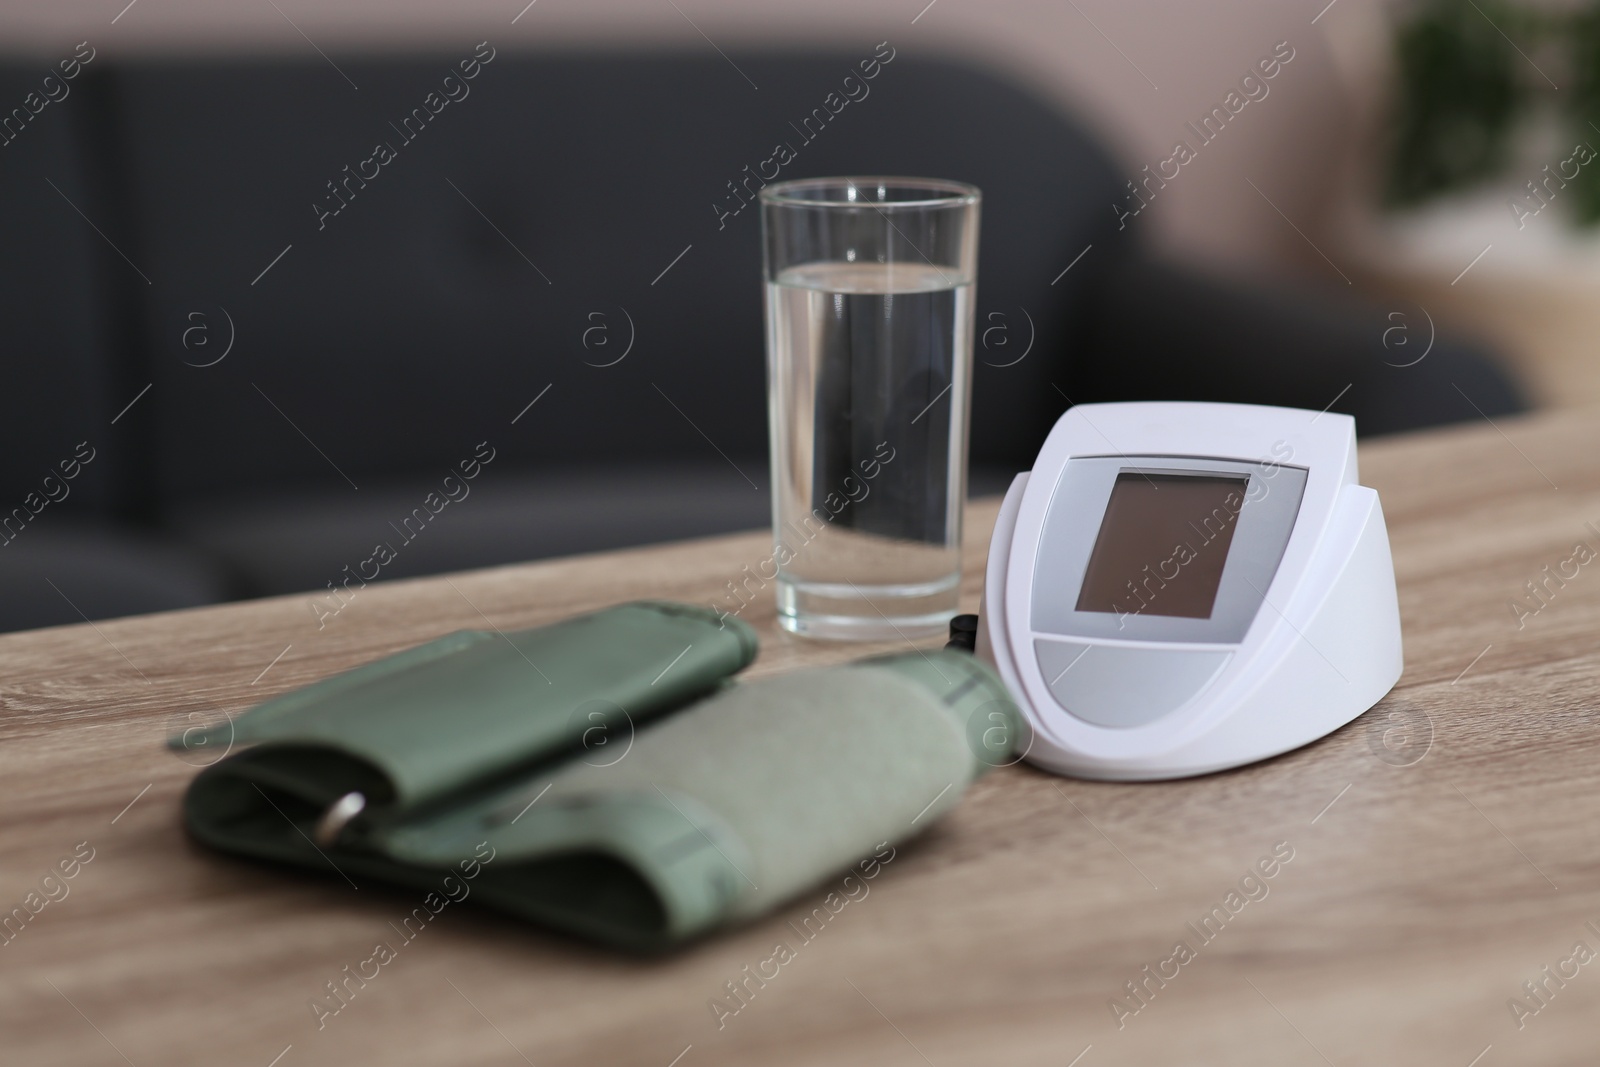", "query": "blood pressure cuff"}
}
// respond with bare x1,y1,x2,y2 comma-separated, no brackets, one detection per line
177,601,1020,951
